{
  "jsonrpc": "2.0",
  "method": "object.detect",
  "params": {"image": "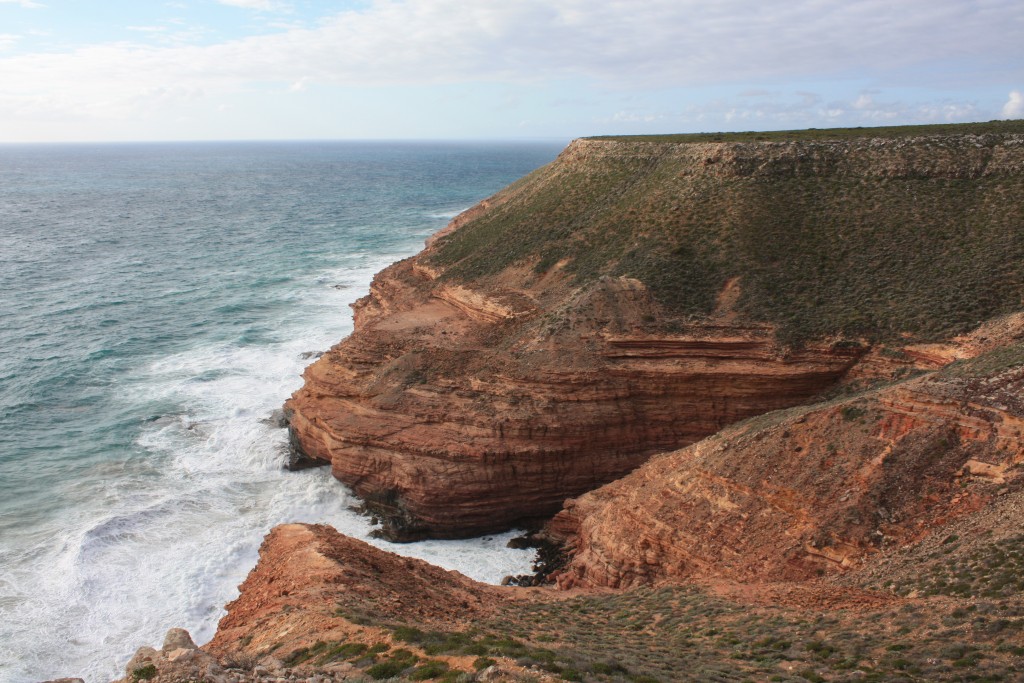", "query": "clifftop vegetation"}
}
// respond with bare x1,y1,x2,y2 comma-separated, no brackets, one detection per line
428,121,1024,345
587,119,1024,143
